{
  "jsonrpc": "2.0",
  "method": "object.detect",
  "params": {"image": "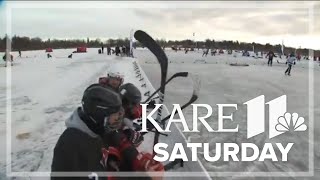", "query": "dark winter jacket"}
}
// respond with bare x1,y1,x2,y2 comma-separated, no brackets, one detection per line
51,108,151,180
266,51,276,59
51,108,105,180
115,46,120,54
